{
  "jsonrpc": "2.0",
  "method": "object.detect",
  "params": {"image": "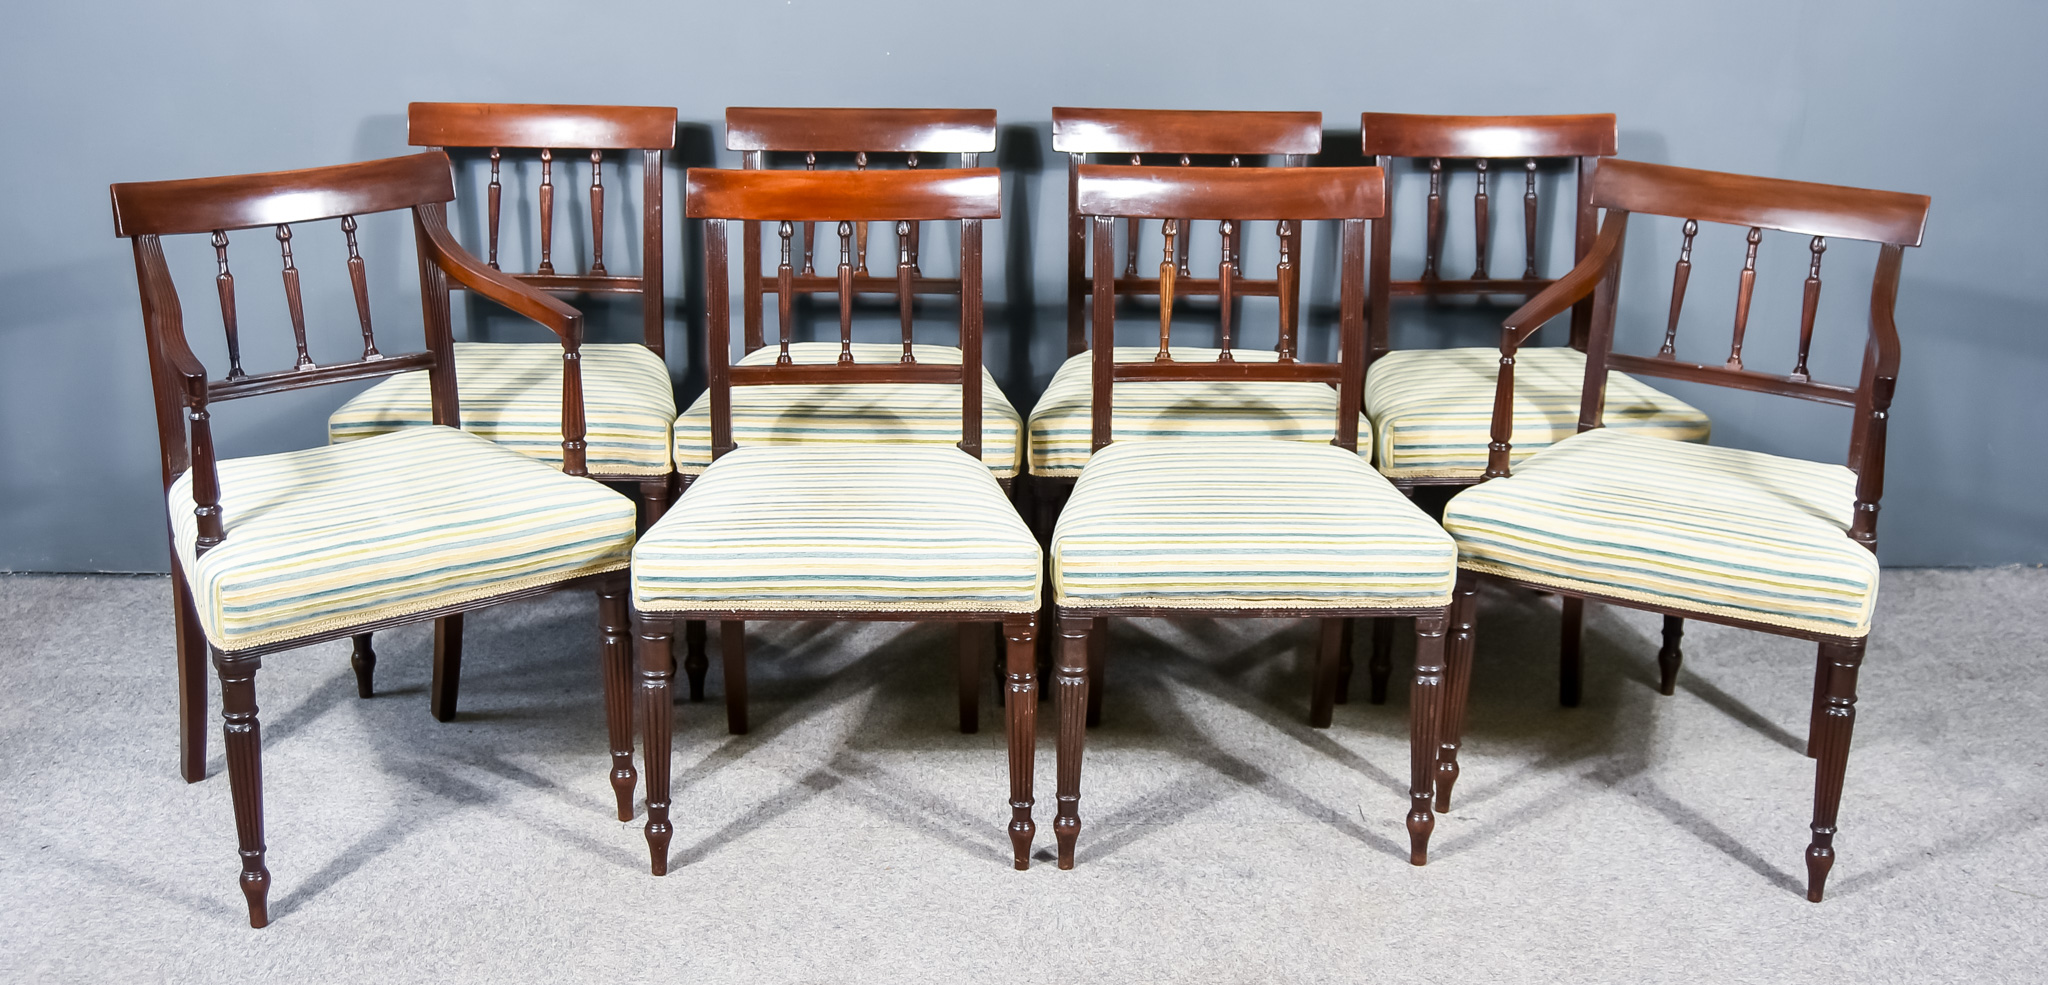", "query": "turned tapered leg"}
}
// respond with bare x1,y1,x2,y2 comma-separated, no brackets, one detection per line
598,579,636,822
683,621,708,702
1369,616,1395,705
1656,616,1685,696
430,614,463,722
171,556,208,783
635,615,677,875
1003,612,1038,869
1408,613,1450,865
1806,638,1864,902
1054,614,1090,869
1336,619,1356,705
1437,573,1479,812
957,623,986,734
721,620,748,735
213,651,271,927
1310,618,1346,728
349,634,376,699
1085,617,1107,726
1558,597,1584,708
